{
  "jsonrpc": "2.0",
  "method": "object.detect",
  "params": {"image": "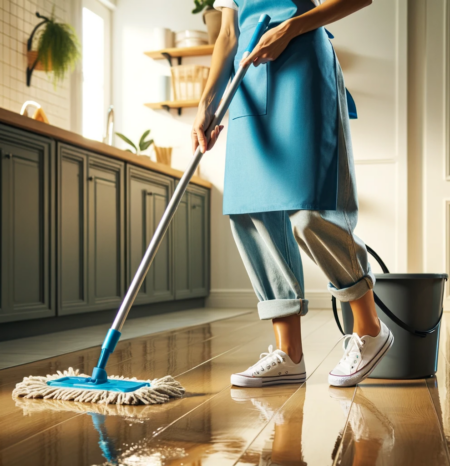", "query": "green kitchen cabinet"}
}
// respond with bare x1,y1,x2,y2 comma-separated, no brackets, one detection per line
0,125,55,323
57,144,124,315
174,184,210,299
126,165,174,304
87,154,125,312
57,144,88,314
